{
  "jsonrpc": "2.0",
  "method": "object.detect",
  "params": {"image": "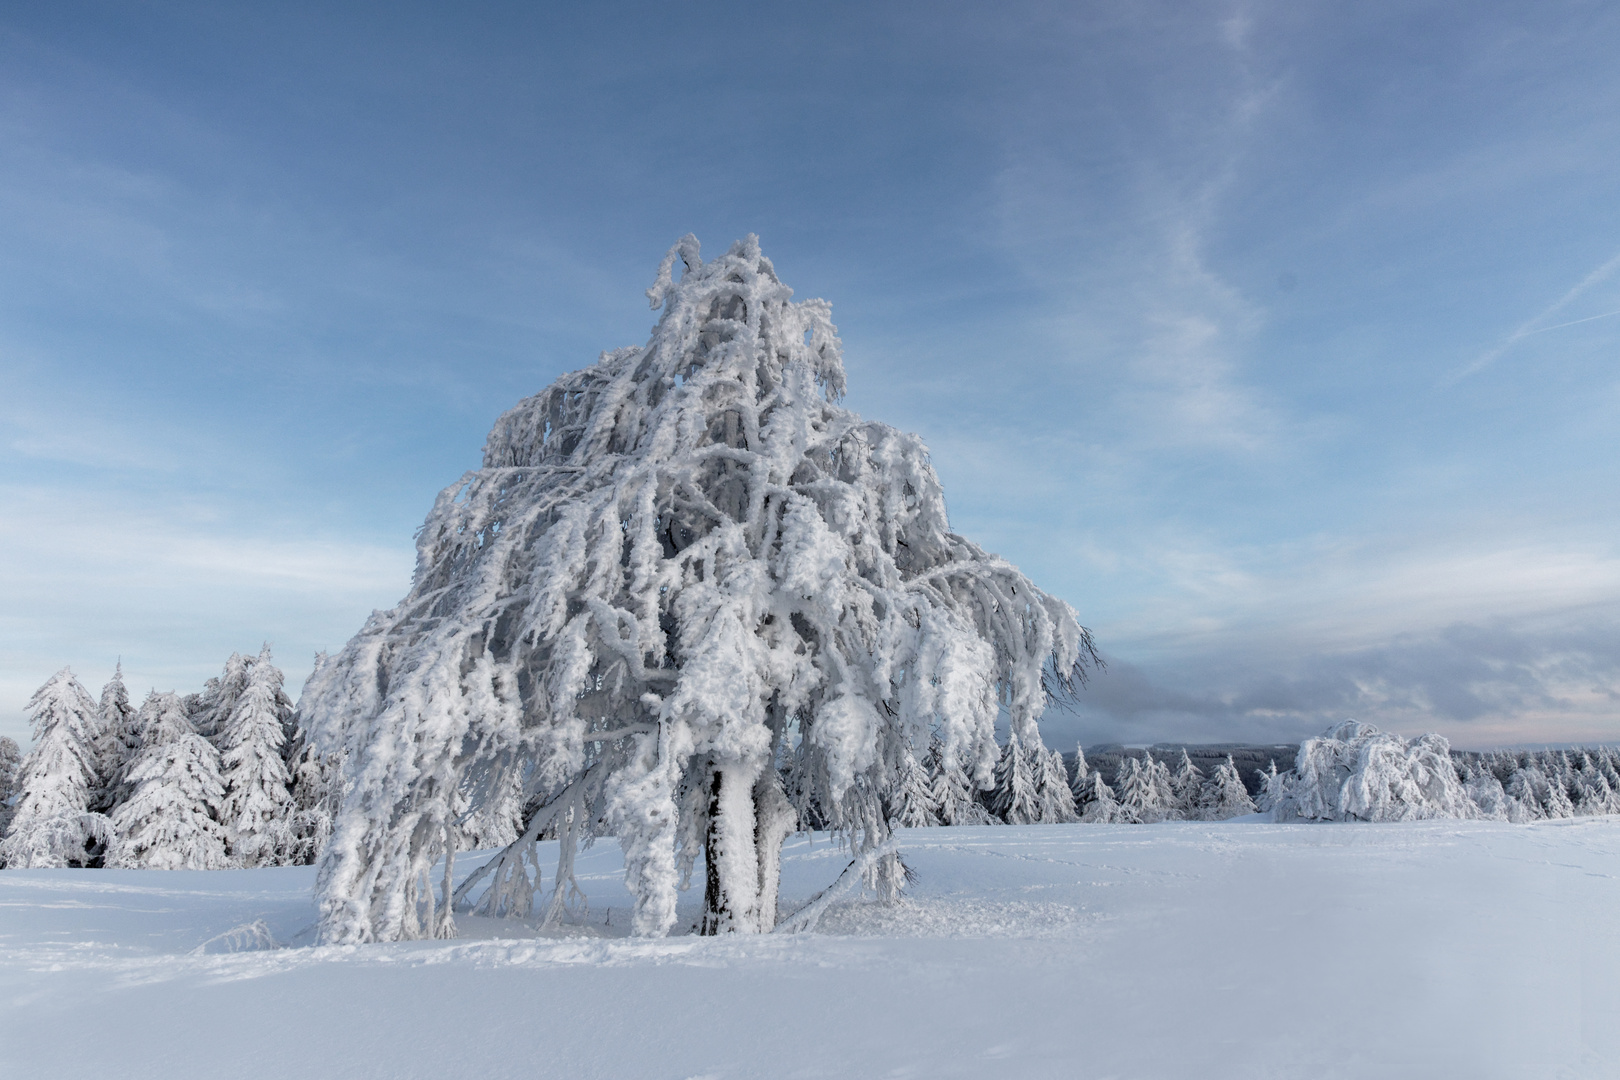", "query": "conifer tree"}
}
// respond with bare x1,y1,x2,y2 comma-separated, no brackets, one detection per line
1116,756,1165,824
887,746,940,828
1169,749,1203,820
1069,743,1089,801
1077,770,1124,823
989,732,1042,825
218,645,296,867
192,653,251,742
1,669,110,868
0,736,24,836
93,664,135,812
108,692,230,870
299,236,1097,942
1144,750,1178,820
1255,760,1286,814
1197,755,1255,820
926,738,994,826
1035,747,1078,823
